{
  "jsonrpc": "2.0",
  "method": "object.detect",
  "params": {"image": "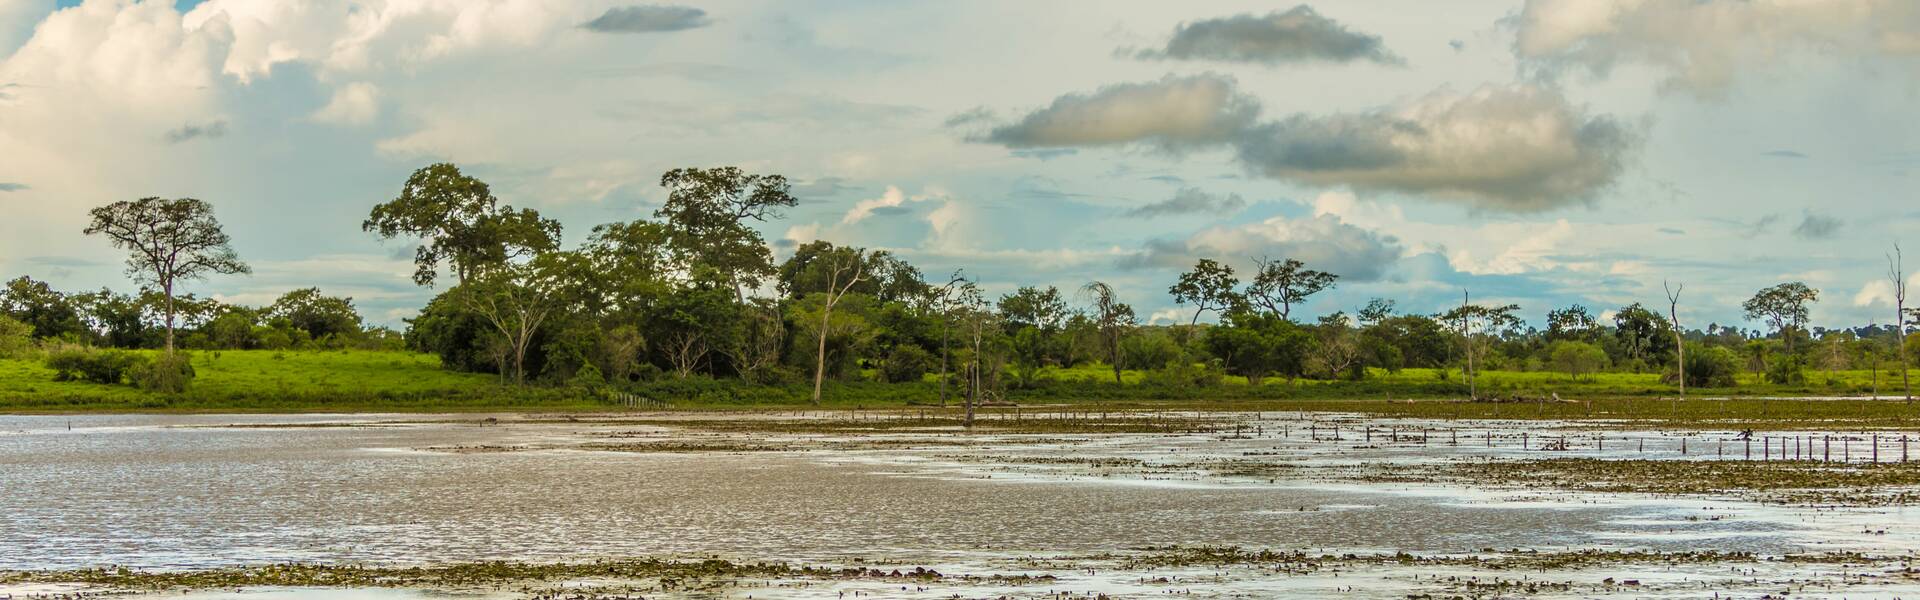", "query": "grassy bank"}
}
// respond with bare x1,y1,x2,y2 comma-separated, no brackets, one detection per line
3,350,1920,419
